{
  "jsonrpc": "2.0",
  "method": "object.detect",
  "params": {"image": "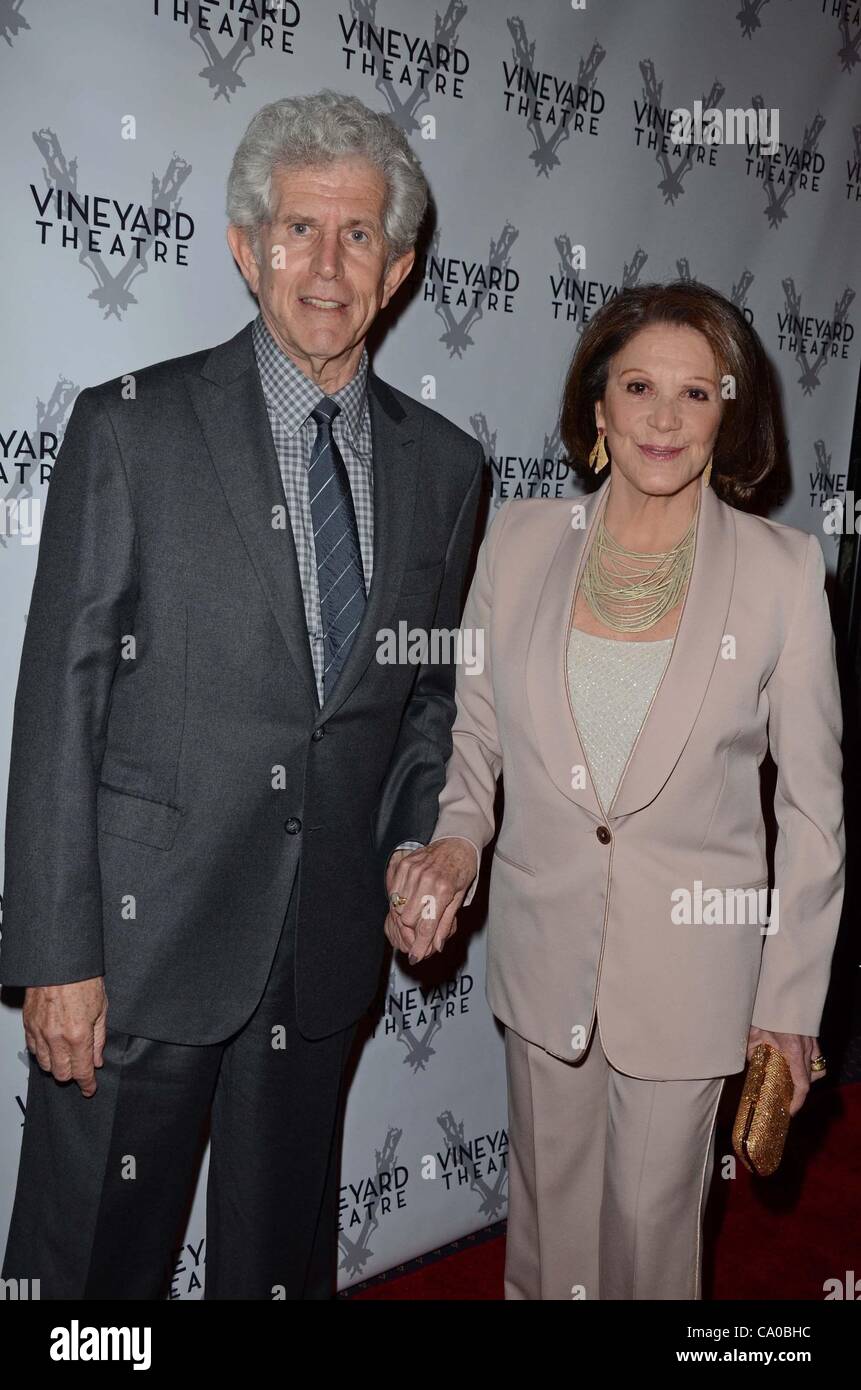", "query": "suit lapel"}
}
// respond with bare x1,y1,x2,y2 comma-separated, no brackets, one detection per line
610,481,736,815
526,476,736,819
526,486,606,817
185,326,420,719
186,323,319,709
